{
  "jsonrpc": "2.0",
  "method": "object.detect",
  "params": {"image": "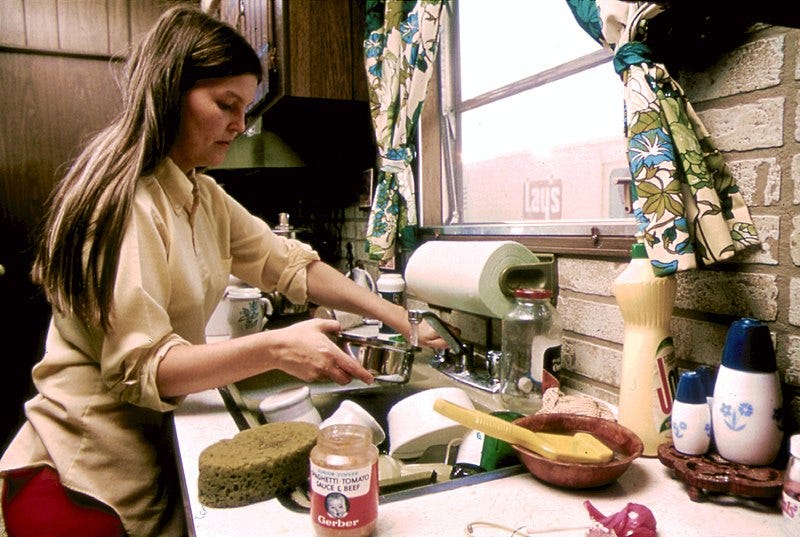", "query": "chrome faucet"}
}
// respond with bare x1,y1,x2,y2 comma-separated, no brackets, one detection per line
408,309,499,392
